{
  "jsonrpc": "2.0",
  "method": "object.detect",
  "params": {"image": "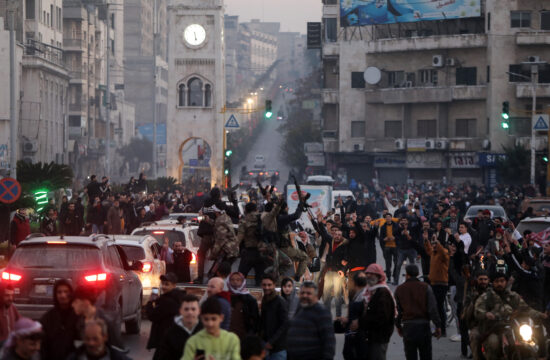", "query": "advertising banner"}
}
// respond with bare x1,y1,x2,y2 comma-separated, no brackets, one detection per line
340,0,482,27
286,185,332,216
